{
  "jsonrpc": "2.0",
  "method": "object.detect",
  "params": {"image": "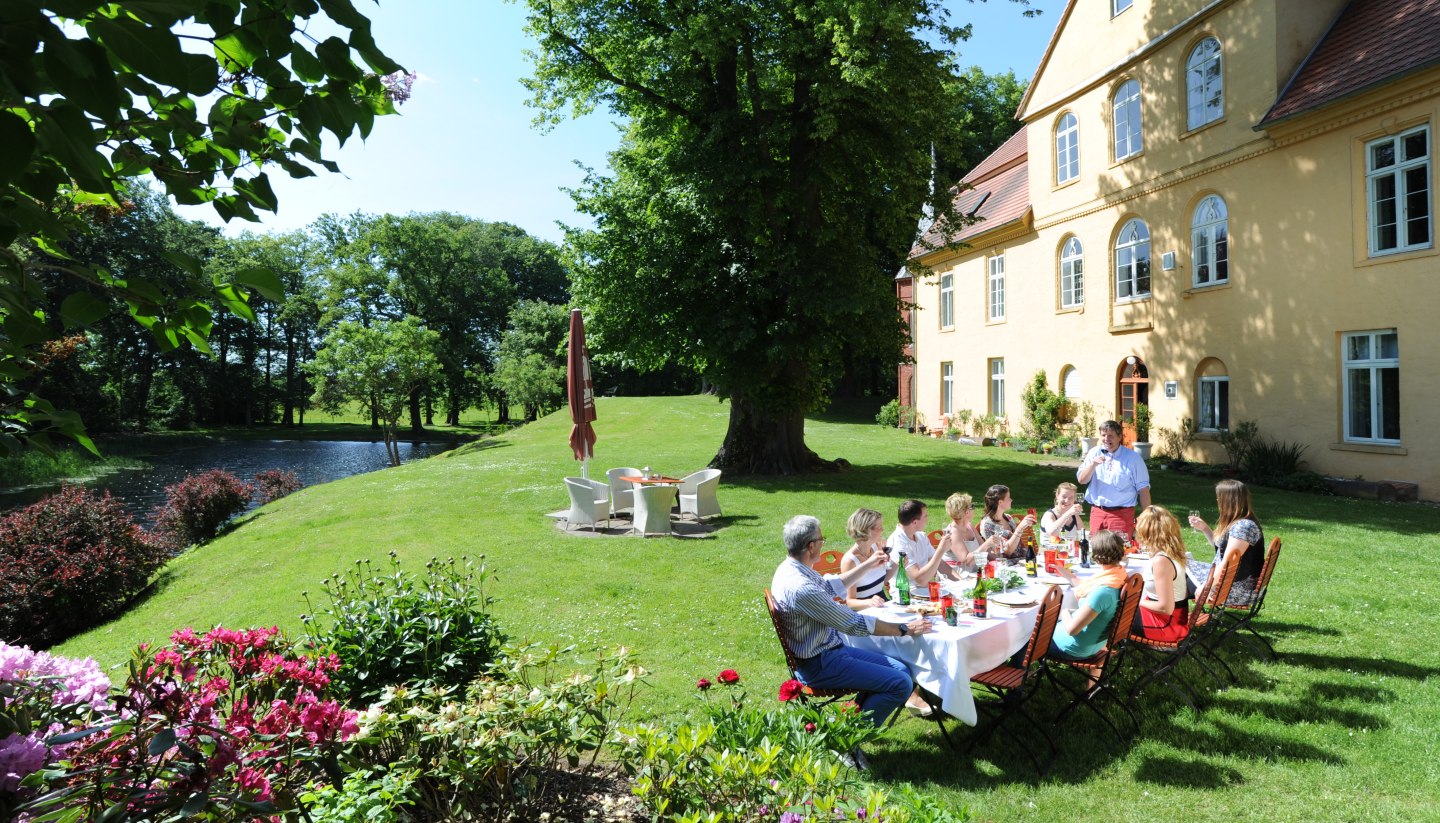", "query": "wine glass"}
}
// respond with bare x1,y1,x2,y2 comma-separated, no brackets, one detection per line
1188,510,1202,531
